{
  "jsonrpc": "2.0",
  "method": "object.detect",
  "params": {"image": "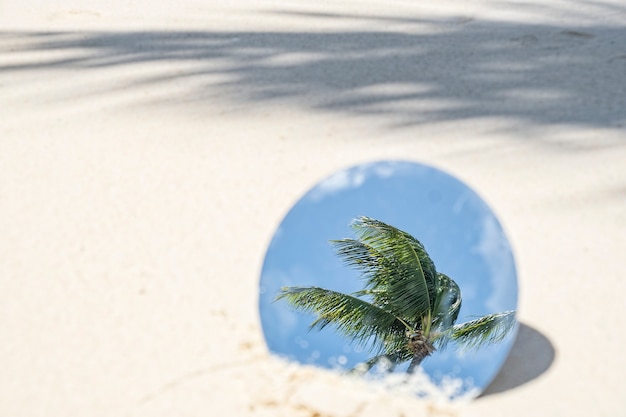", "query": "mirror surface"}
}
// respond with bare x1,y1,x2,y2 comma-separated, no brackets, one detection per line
259,161,518,399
